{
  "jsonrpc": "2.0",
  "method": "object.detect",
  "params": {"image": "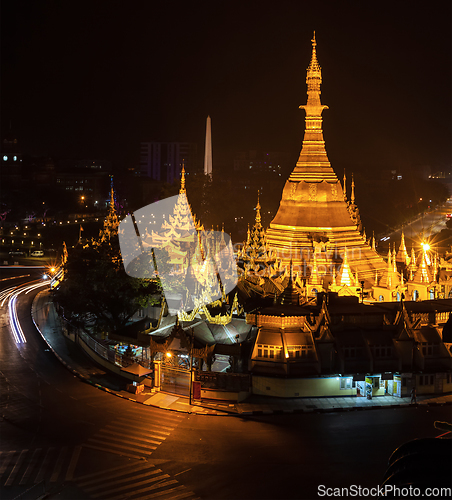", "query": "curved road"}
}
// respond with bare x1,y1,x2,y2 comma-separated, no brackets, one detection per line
1,268,451,499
